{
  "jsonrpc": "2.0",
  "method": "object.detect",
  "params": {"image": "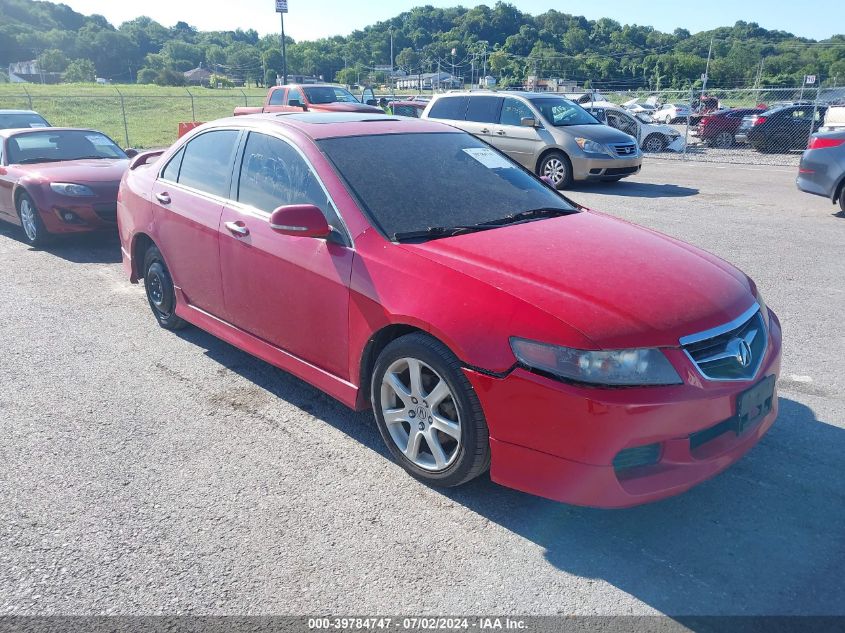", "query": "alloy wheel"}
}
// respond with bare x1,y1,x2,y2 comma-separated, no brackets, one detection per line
379,357,461,471
714,131,733,148
19,198,38,242
644,136,665,152
542,157,567,185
